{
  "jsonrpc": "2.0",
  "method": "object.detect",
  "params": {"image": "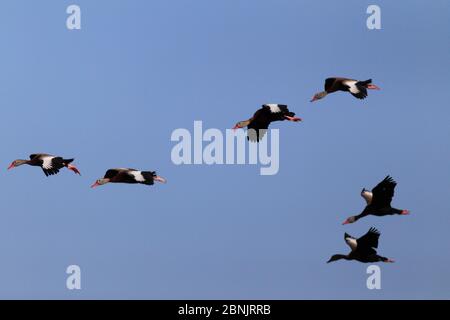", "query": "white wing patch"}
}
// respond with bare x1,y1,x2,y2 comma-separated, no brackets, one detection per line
343,80,360,94
129,170,145,182
345,237,358,251
41,156,54,169
361,190,373,205
266,104,281,113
